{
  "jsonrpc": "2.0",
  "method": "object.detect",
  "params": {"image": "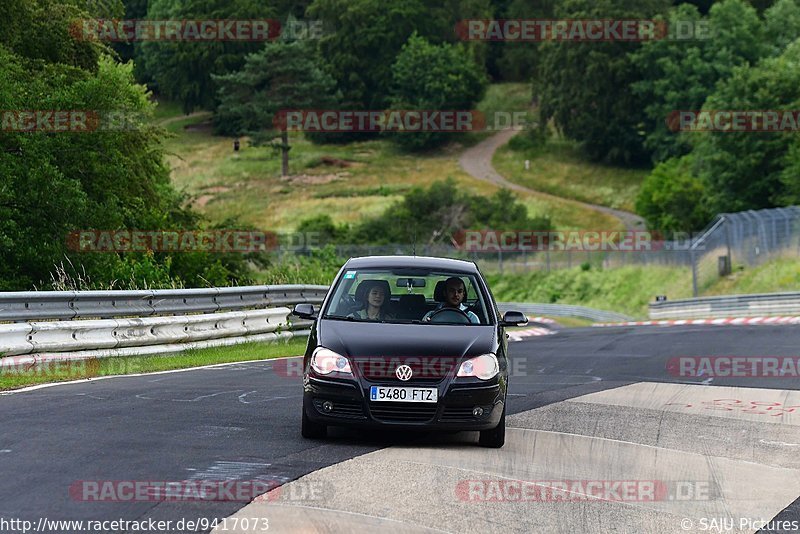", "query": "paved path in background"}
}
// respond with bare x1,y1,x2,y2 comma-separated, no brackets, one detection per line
458,129,646,231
